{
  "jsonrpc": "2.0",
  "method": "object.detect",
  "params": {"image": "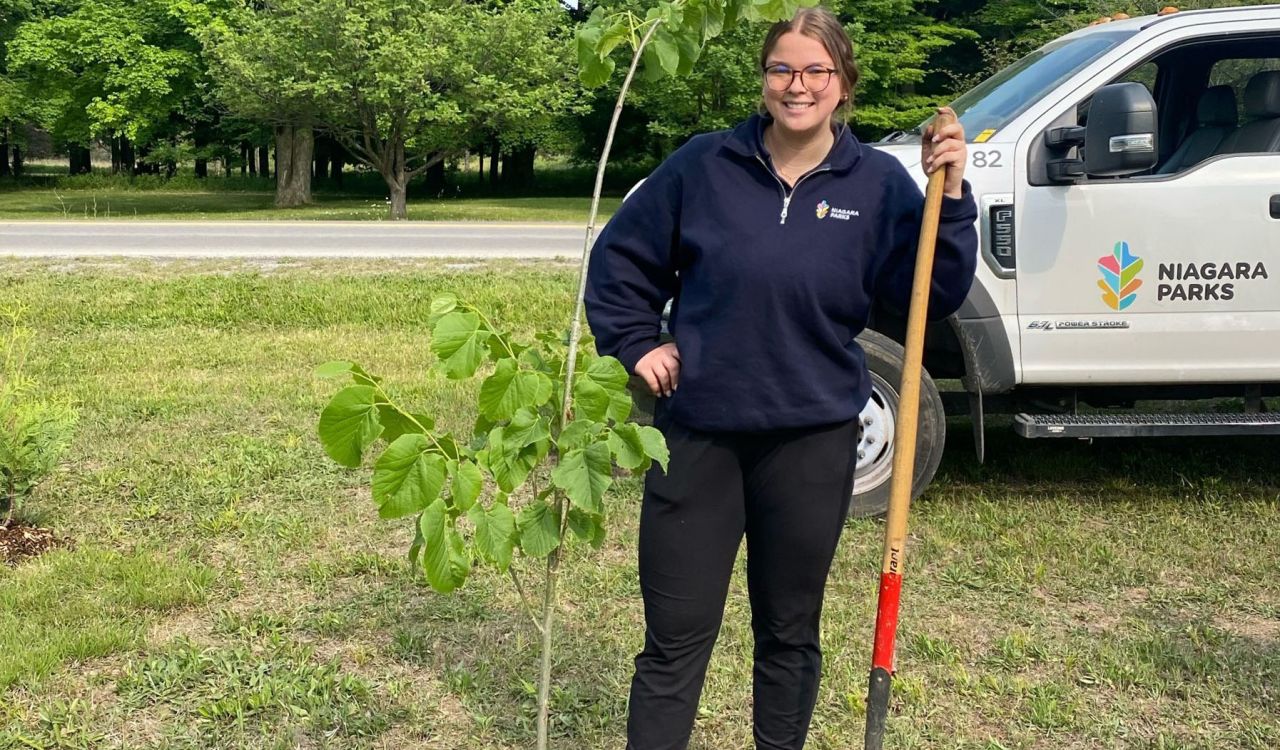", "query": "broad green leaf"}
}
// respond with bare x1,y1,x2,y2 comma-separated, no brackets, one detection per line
431,311,491,379
451,459,484,512
675,26,701,76
637,424,670,473
506,407,551,449
551,442,613,513
580,53,615,88
479,359,553,421
318,385,382,467
378,406,433,444
315,360,356,379
484,426,542,493
657,1,683,28
598,17,630,57
704,1,725,38
567,507,605,549
470,502,517,572
419,498,457,593
574,356,631,423
428,294,458,327
373,435,447,519
558,419,602,452
573,377,611,424
314,361,379,386
640,41,666,82
607,423,649,471
448,525,471,587
651,27,680,77
517,500,561,558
